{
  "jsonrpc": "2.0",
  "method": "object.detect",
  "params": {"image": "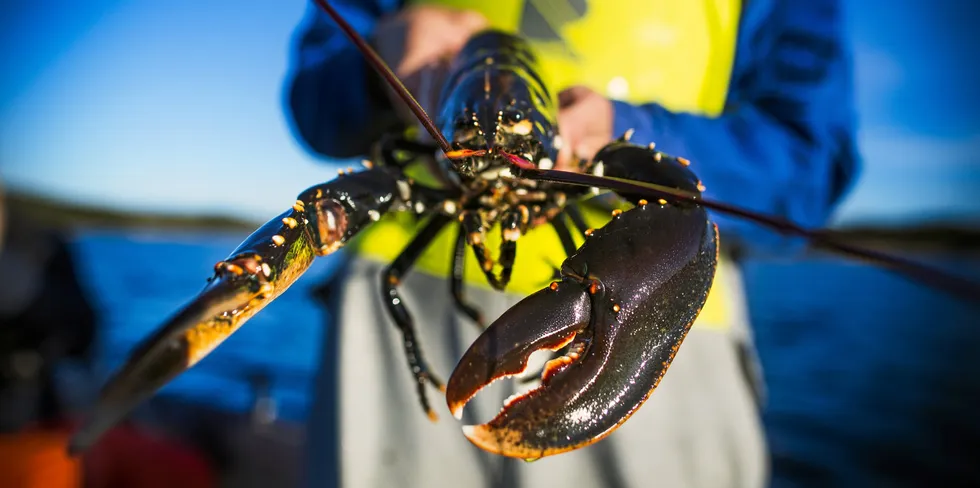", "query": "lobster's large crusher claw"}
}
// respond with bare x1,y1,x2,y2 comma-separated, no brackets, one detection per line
446,199,719,460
